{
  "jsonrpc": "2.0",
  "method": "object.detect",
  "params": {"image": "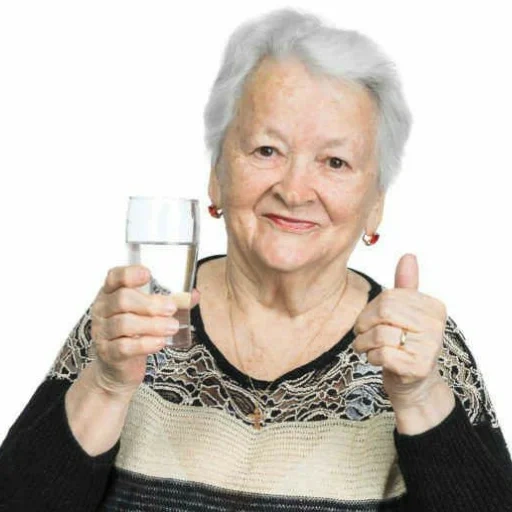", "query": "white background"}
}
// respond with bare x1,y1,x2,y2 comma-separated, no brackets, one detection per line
1,1,511,450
